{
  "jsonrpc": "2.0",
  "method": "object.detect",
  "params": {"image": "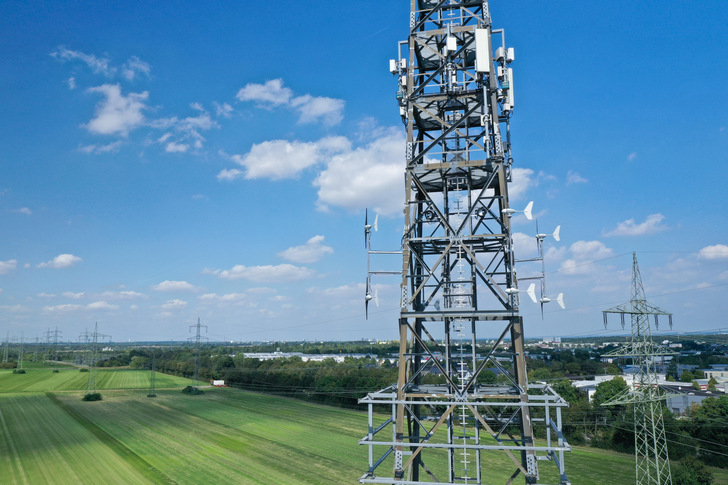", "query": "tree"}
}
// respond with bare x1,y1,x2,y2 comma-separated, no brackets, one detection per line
592,376,628,407
672,456,714,485
708,376,717,391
